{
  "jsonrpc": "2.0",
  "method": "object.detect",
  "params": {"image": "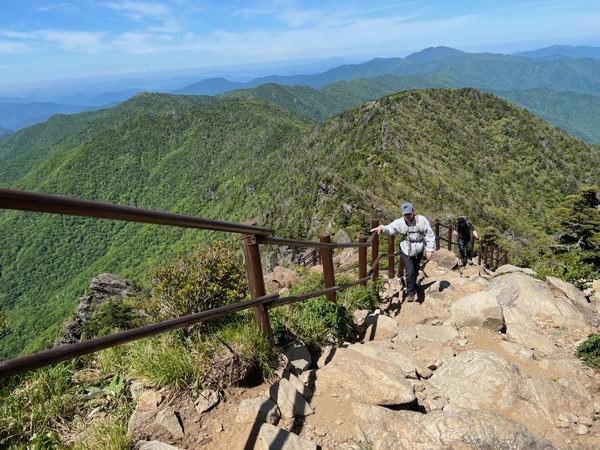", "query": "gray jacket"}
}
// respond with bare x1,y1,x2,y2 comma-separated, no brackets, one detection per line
380,215,436,257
